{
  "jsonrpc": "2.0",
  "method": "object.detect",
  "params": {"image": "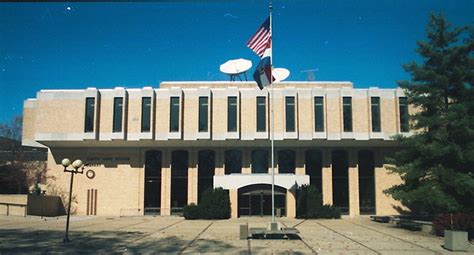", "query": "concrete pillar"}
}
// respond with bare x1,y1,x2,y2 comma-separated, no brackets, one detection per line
138,149,145,214
230,189,238,218
295,148,305,175
322,166,333,205
374,165,385,215
272,149,278,174
348,150,360,217
242,148,251,174
286,190,296,218
188,150,198,204
348,166,359,217
322,150,333,205
215,149,224,176
161,150,171,216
